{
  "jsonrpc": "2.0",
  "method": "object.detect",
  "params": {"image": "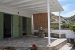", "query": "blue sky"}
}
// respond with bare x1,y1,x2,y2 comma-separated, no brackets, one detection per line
52,0,75,17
